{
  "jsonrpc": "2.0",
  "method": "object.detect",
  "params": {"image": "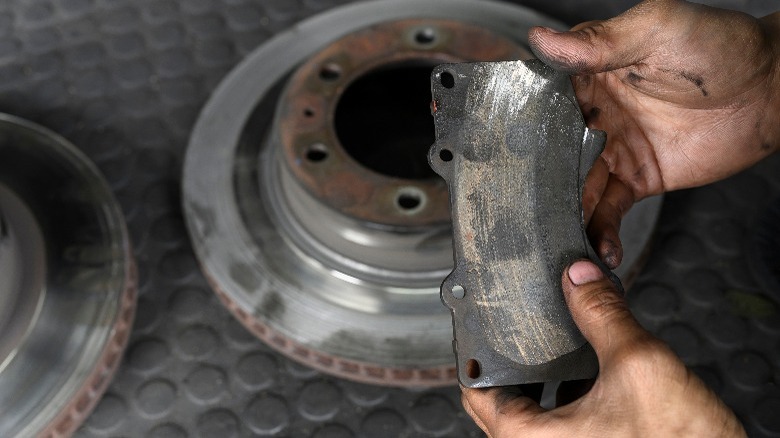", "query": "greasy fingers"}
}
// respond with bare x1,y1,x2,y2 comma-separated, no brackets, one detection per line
562,260,647,362
461,387,545,437
461,391,491,437
582,155,609,226
562,261,746,436
586,176,634,268
460,260,747,436
527,25,606,74
527,0,675,74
